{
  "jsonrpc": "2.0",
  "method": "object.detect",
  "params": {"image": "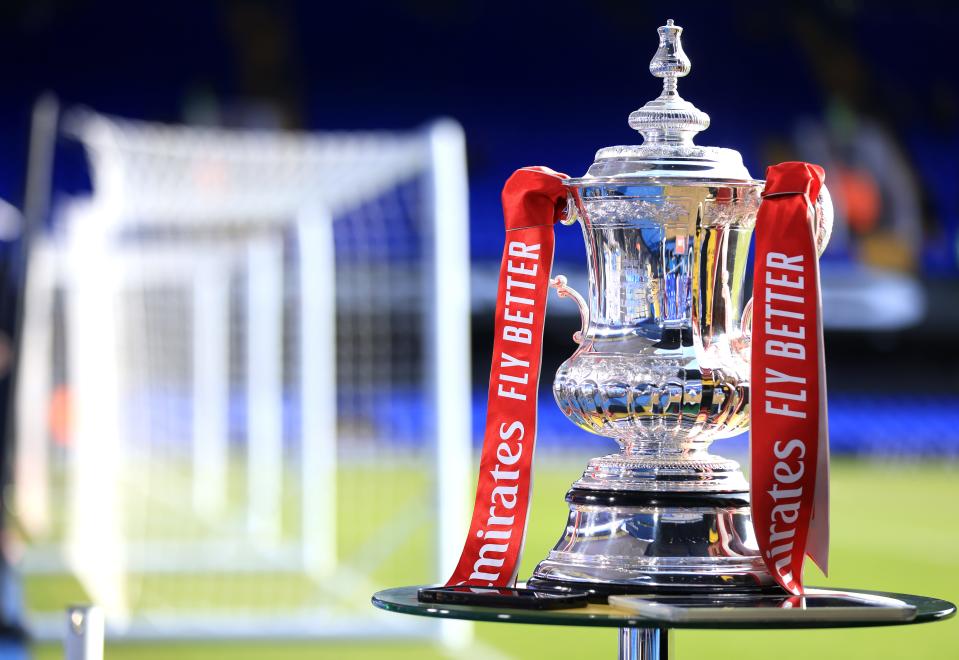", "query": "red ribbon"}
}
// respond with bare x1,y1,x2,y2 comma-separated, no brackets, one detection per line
446,167,568,586
750,162,830,594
